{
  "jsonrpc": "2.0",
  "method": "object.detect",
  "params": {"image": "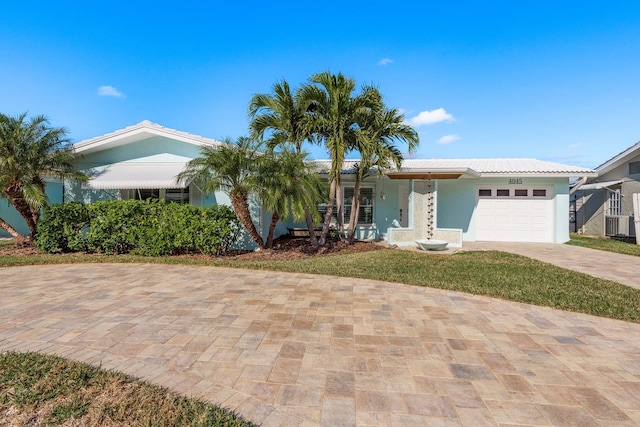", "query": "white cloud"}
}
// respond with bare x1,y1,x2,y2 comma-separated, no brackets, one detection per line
405,108,454,127
568,142,583,149
97,85,125,98
438,134,460,145
378,58,394,66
